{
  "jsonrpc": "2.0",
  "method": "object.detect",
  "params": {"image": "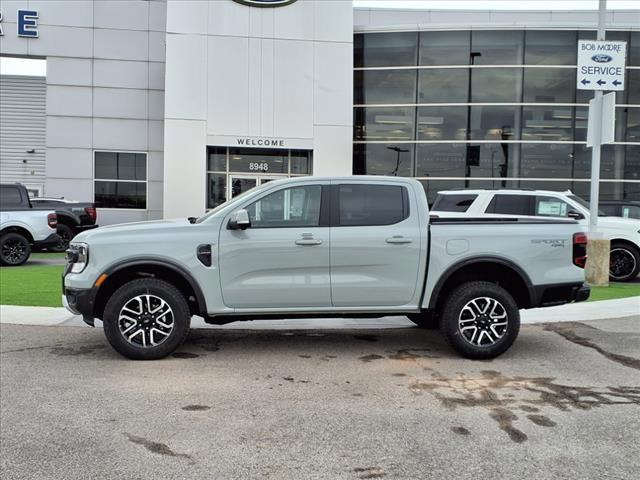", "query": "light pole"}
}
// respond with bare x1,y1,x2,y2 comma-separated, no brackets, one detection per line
465,51,482,188
386,146,409,176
